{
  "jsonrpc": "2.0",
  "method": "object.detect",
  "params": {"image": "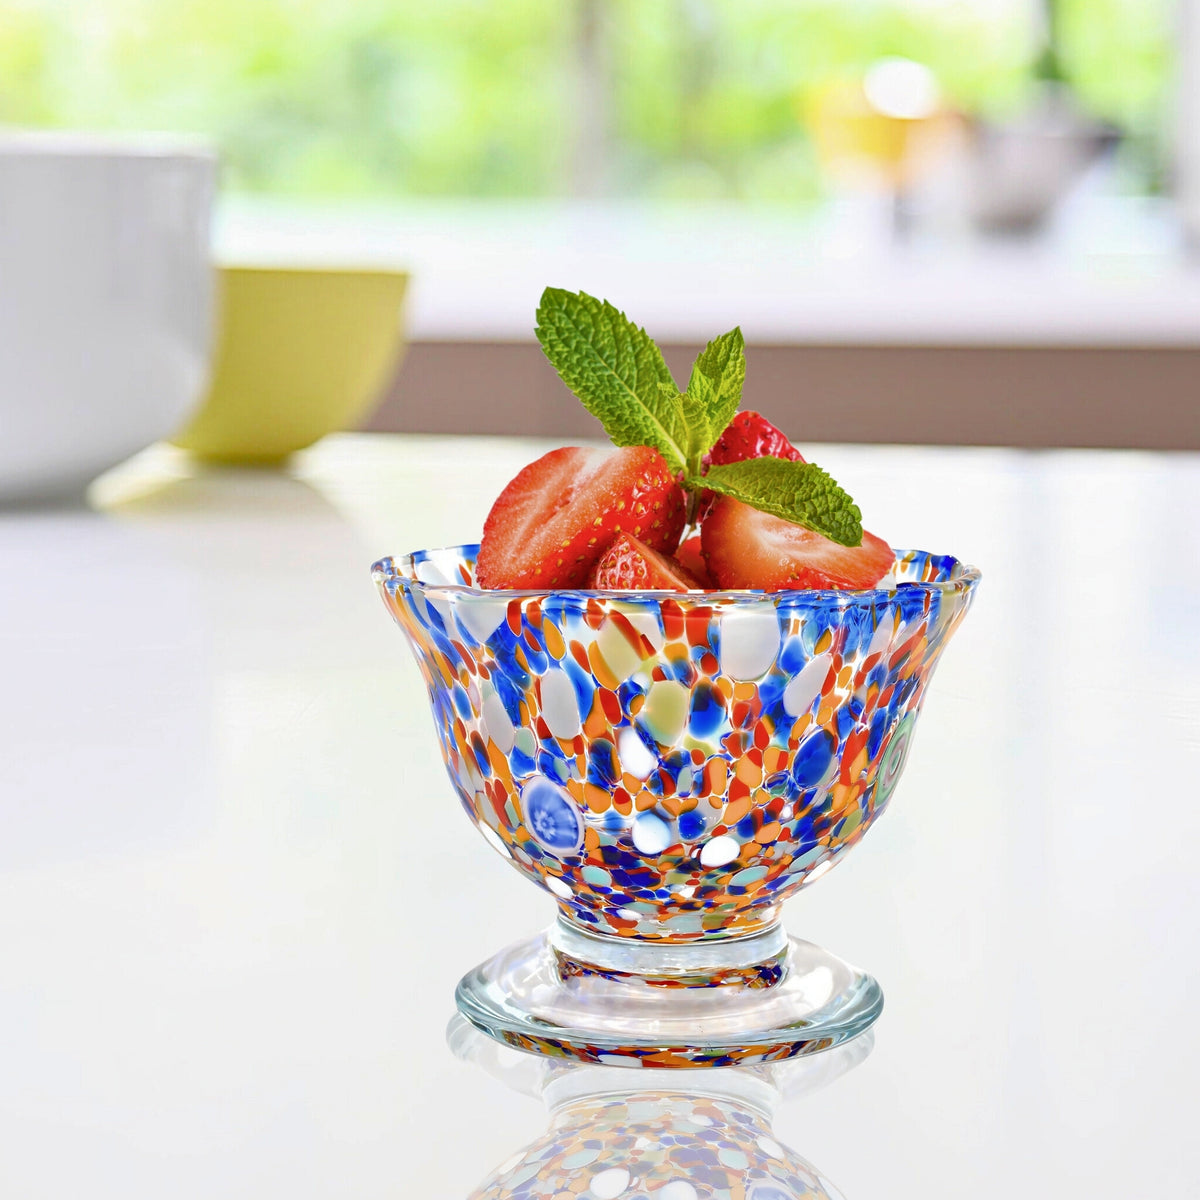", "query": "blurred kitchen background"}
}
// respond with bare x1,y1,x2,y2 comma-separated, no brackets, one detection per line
2,0,1199,454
